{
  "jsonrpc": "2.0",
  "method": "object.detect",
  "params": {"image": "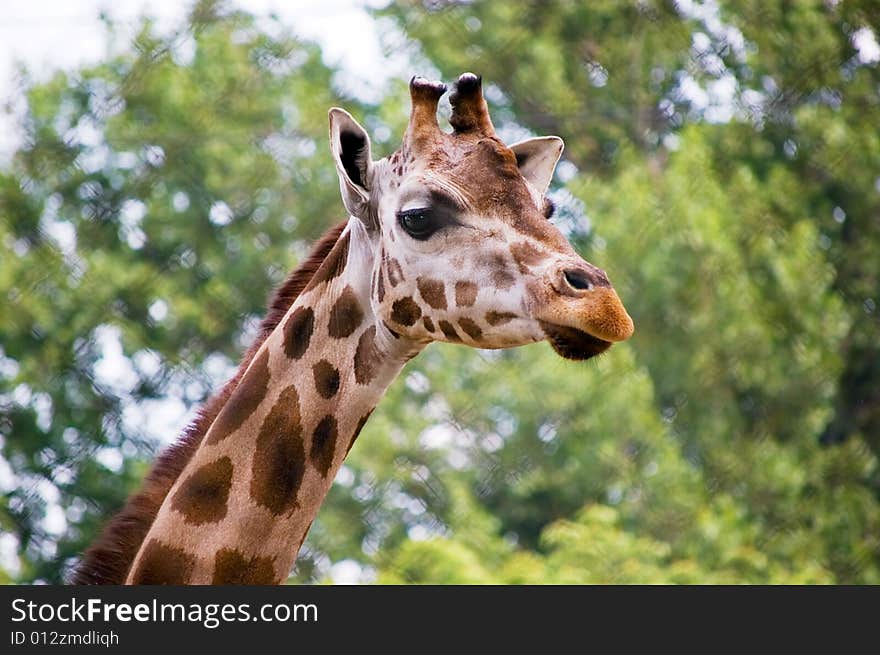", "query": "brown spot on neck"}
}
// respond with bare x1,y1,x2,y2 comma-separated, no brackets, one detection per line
207,349,270,445
417,277,447,310
250,385,305,516
454,281,478,307
354,325,382,385
310,415,339,477
170,456,234,525
129,539,196,585
212,548,278,585
283,306,315,360
312,360,341,399
391,297,421,326
304,229,350,291
328,285,364,338
422,316,435,333
72,222,347,586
